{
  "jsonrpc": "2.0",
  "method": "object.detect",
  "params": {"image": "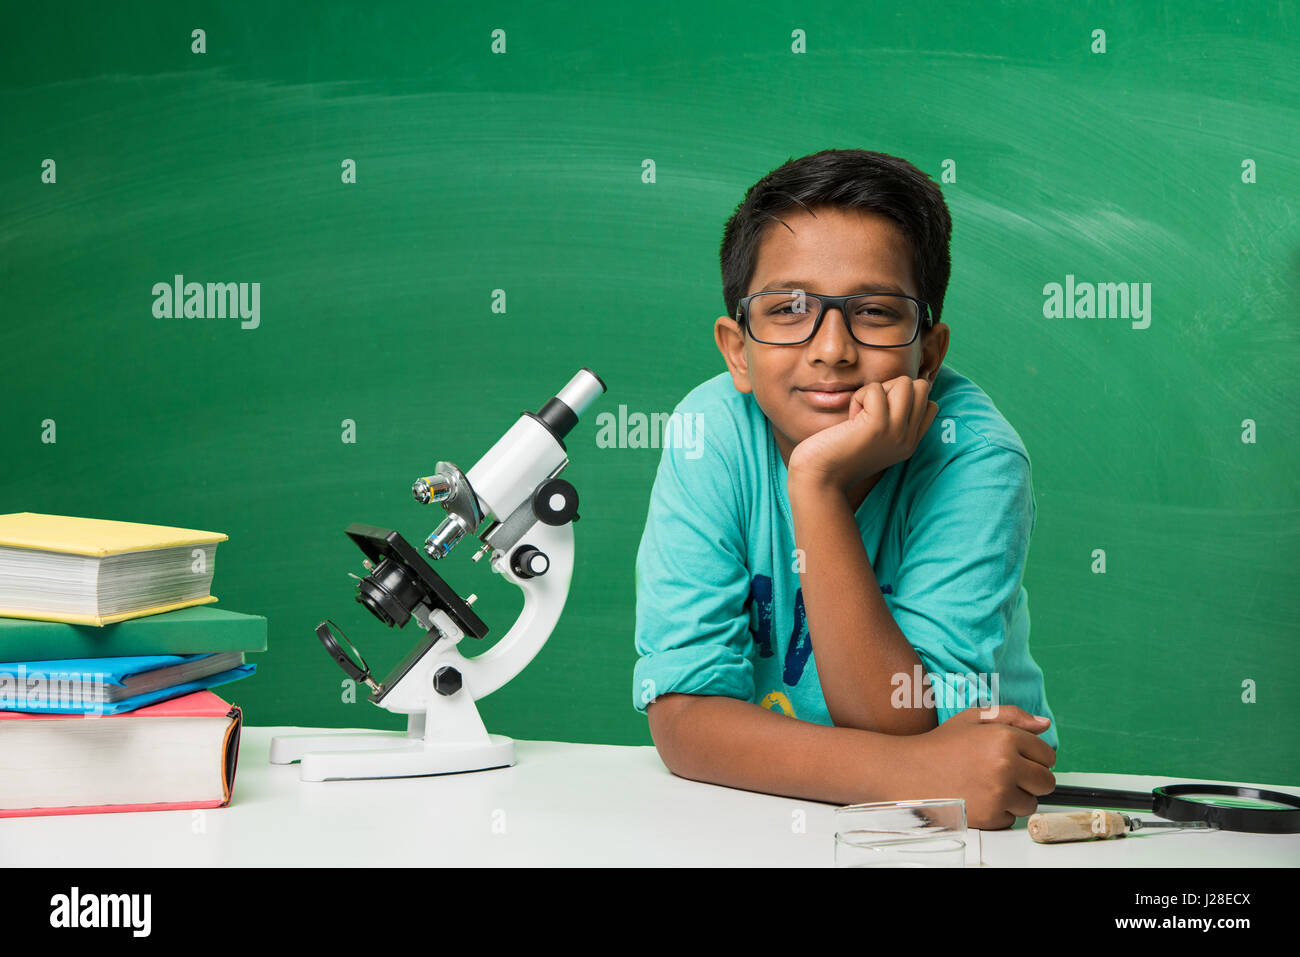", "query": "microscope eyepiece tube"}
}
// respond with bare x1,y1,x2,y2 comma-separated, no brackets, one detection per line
535,368,607,441
463,369,607,526
557,368,607,419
